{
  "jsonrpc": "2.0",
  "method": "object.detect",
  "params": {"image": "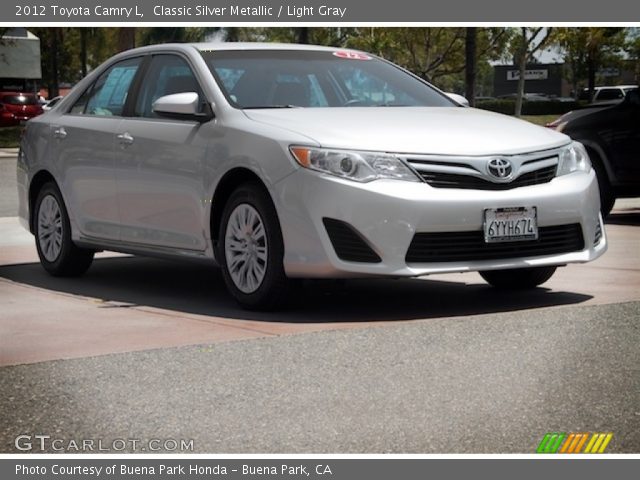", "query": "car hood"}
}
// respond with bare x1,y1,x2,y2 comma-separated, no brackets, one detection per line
244,107,570,156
